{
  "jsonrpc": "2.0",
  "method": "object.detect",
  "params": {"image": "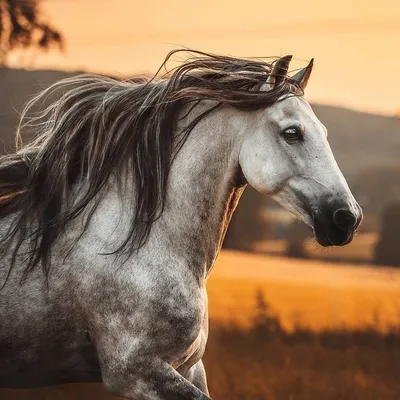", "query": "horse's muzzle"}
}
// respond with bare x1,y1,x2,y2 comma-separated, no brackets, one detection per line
312,201,363,247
